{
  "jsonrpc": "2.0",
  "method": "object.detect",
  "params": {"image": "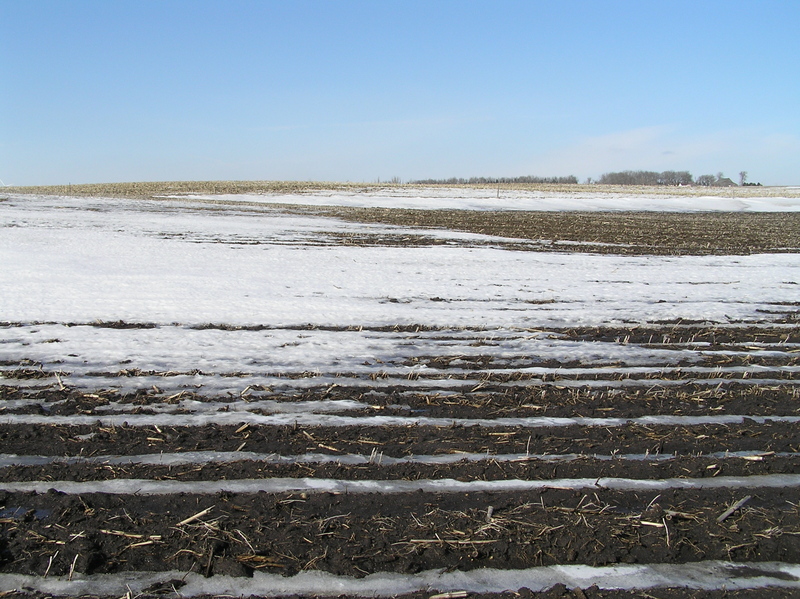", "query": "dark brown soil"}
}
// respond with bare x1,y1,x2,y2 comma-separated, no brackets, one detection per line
307,207,800,256
3,369,800,598
2,417,800,460
2,452,800,484
2,486,800,578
